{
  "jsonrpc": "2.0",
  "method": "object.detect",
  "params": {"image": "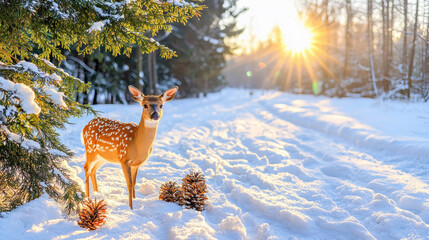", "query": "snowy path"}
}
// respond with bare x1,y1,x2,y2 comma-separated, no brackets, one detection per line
1,89,429,239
